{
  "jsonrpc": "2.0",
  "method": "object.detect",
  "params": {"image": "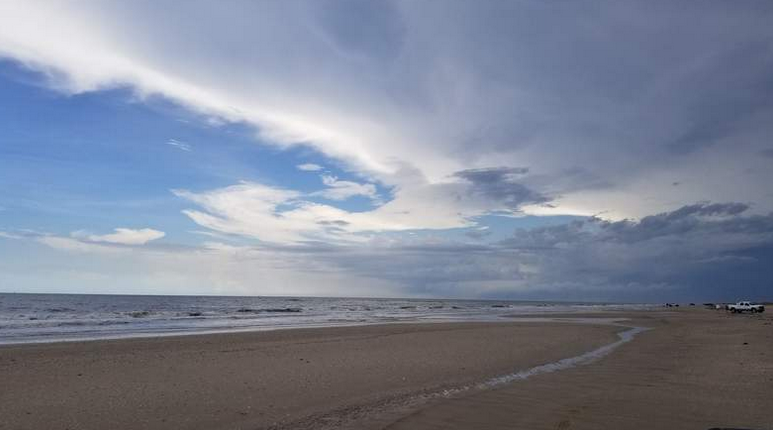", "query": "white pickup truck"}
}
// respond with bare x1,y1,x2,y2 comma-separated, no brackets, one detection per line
726,301,765,313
